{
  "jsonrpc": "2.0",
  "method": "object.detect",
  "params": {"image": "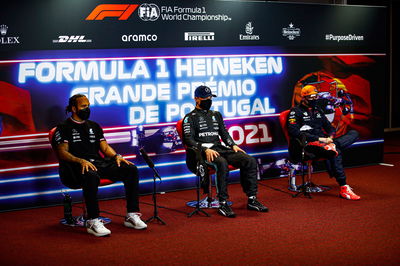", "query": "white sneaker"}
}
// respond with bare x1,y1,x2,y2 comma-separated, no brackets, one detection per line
124,213,147,230
86,218,111,237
